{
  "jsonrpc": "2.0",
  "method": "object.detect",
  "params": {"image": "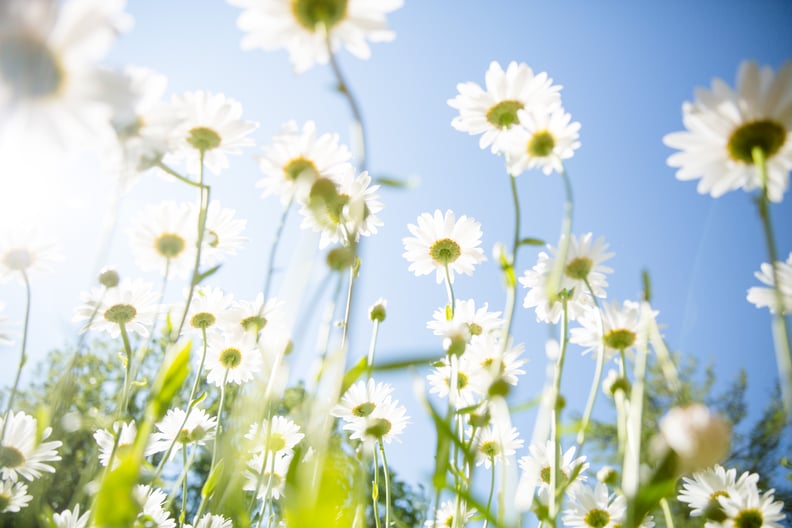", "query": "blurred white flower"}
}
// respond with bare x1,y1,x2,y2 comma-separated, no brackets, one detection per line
0,479,32,513
562,482,626,528
499,107,581,175
657,403,731,475
0,229,62,283
747,252,792,315
0,410,61,482
74,278,160,338
128,201,195,279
